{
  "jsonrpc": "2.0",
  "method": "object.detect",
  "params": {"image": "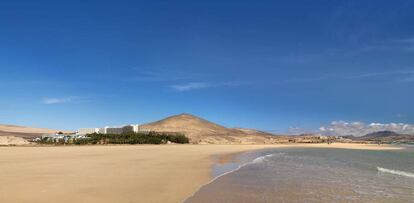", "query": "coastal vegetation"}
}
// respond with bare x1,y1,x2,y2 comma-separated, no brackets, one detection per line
38,132,189,145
